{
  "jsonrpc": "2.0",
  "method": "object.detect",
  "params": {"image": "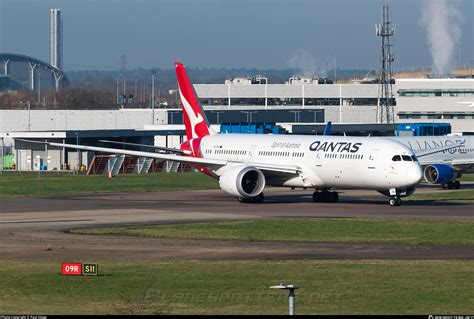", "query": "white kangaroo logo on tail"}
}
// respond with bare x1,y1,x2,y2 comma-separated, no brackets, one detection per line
179,88,204,139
